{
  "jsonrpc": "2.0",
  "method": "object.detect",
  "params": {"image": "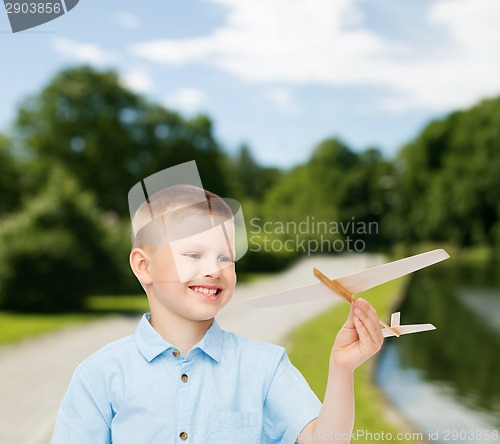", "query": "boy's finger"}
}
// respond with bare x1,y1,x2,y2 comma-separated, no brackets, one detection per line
358,300,385,344
366,314,384,346
342,303,356,329
355,311,379,345
354,301,383,346
357,298,378,318
353,314,372,345
354,315,383,356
